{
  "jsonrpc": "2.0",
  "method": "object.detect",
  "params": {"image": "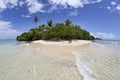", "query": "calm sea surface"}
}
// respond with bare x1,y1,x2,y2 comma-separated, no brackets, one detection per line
0,39,22,55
